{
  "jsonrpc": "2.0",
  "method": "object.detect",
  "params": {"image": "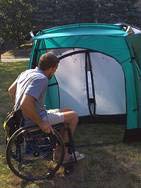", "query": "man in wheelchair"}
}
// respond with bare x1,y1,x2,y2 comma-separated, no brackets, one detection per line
8,52,84,165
